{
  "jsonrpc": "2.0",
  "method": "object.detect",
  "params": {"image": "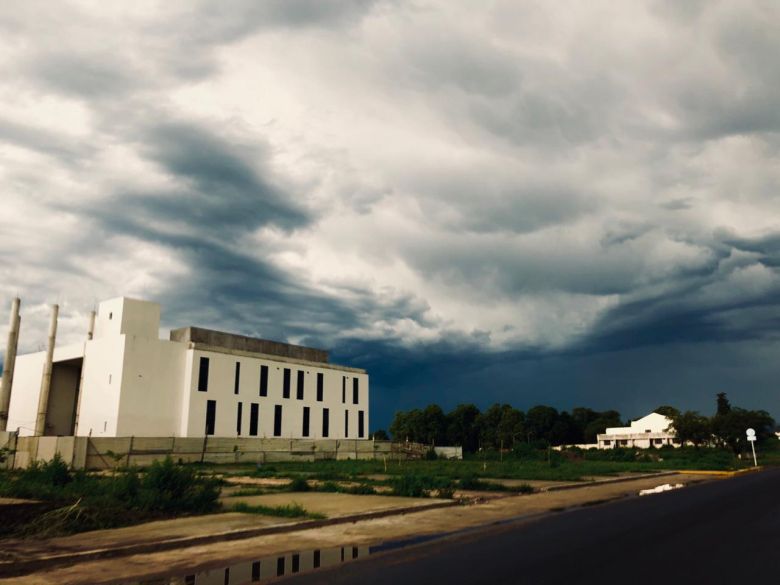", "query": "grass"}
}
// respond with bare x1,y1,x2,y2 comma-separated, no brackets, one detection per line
230,502,325,520
0,456,222,538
